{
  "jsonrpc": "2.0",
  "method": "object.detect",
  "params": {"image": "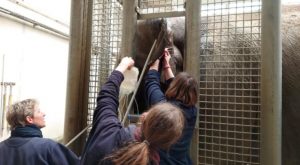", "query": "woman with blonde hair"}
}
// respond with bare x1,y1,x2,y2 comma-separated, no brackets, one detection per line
0,99,79,165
